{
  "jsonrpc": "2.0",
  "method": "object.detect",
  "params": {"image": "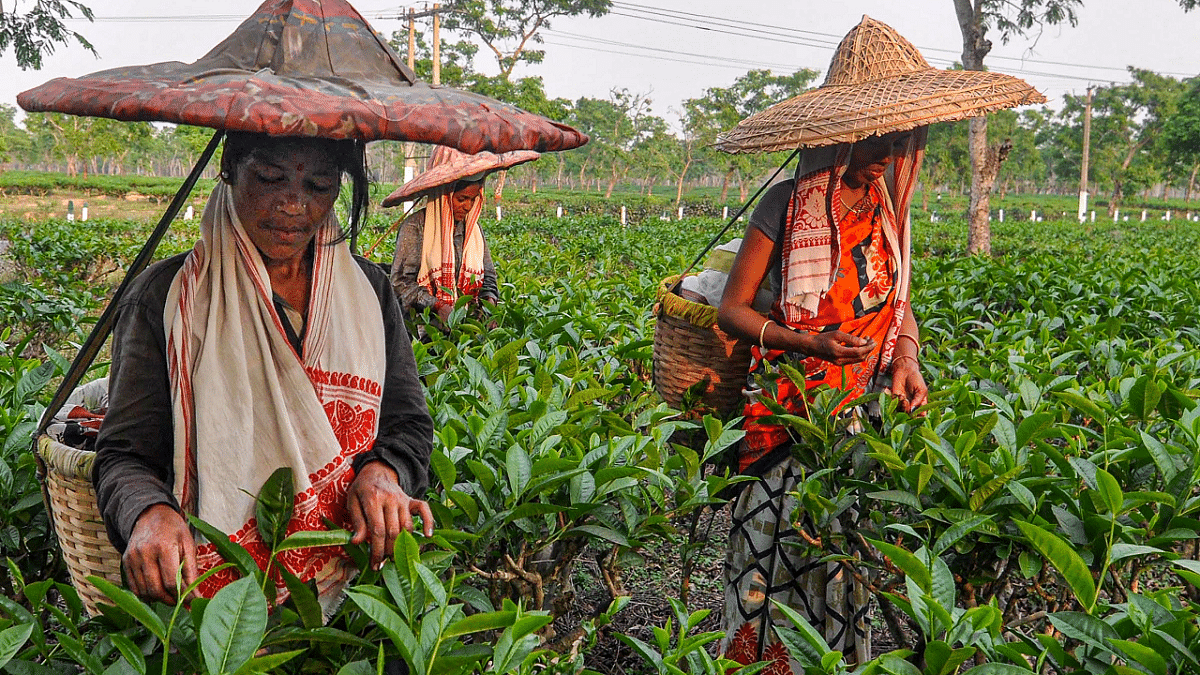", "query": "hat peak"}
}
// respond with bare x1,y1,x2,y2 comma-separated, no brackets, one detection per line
823,16,931,87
